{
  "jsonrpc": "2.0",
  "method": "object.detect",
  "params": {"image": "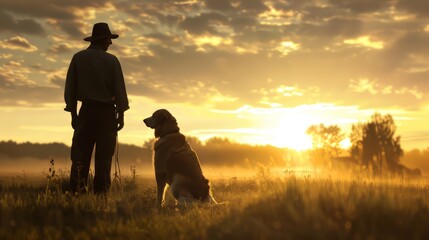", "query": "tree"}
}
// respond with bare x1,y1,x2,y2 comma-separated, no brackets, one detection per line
350,113,403,176
350,122,364,163
306,124,345,167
